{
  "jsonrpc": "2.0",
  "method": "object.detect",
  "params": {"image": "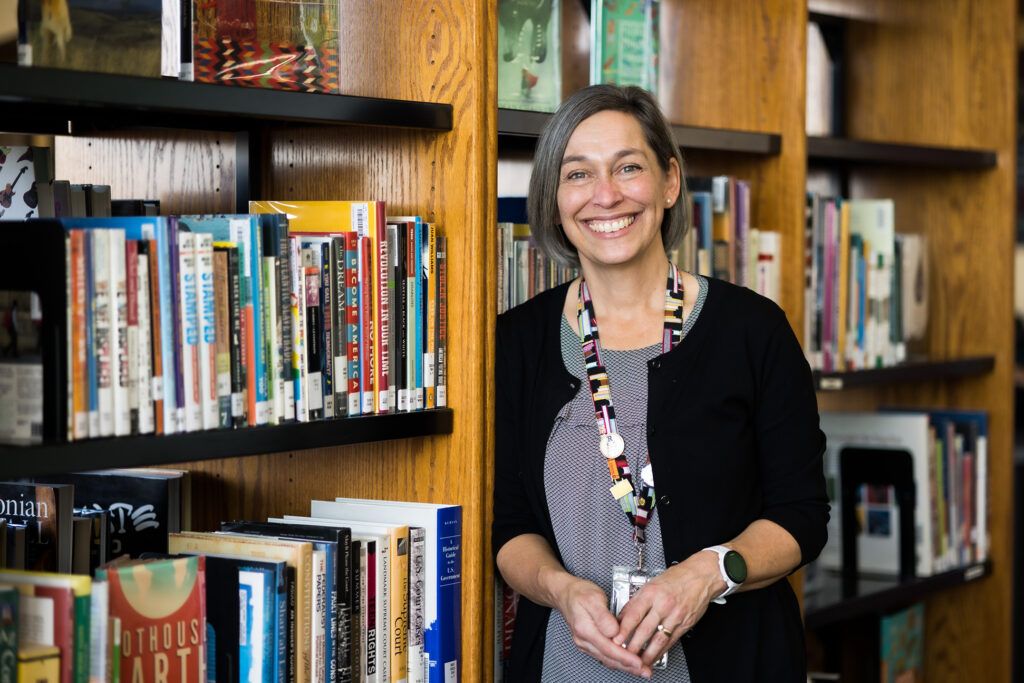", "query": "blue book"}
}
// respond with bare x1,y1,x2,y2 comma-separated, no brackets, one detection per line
691,191,713,258
309,499,462,683
83,229,98,434
344,235,360,417
177,215,268,425
239,565,278,683
60,216,177,433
